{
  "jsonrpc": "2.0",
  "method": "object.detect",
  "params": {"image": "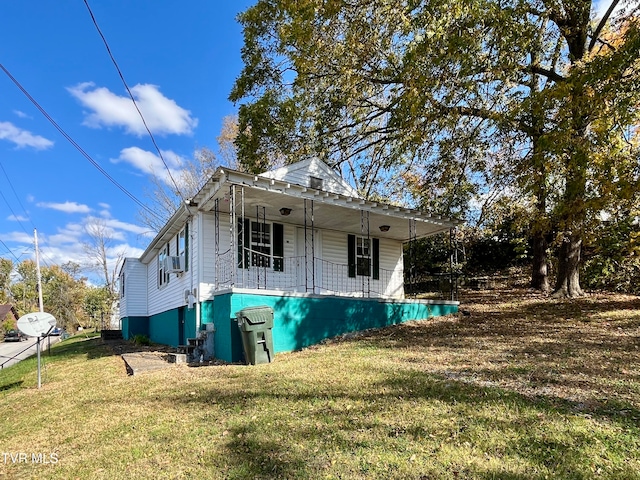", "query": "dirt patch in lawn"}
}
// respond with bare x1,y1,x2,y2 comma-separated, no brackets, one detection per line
341,287,640,416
